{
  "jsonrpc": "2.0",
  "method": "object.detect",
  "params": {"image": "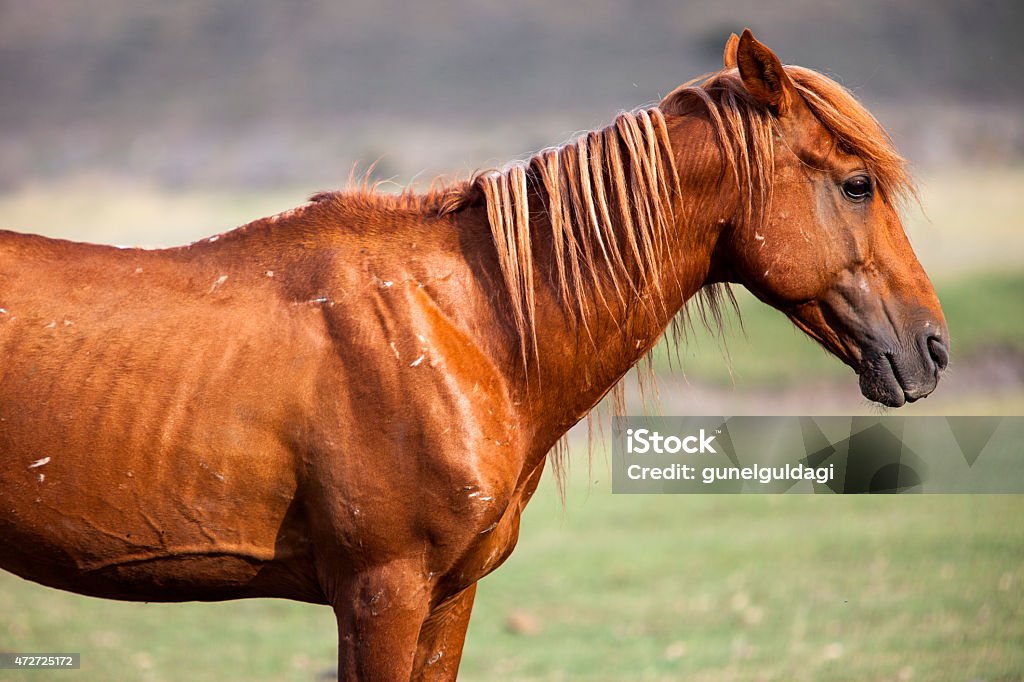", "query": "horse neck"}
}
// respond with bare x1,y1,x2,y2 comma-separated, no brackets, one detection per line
500,112,732,448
